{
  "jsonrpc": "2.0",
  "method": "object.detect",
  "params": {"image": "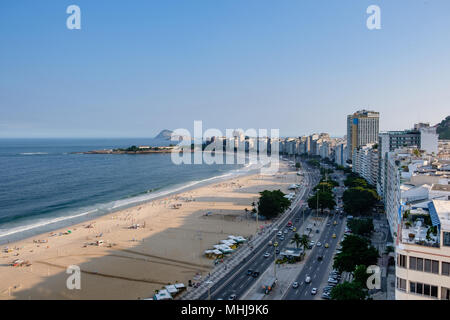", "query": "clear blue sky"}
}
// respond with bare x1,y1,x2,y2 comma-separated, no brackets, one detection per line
1,0,449,138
